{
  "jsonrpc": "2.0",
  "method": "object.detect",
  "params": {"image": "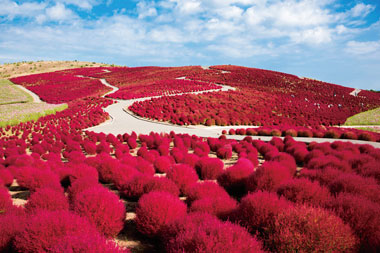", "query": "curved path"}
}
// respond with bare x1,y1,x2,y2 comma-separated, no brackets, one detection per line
14,84,42,103
85,78,380,148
